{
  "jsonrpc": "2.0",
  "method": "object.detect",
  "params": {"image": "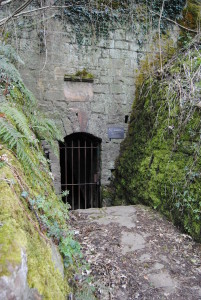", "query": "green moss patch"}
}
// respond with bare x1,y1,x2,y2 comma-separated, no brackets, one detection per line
113,37,201,241
0,152,69,299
